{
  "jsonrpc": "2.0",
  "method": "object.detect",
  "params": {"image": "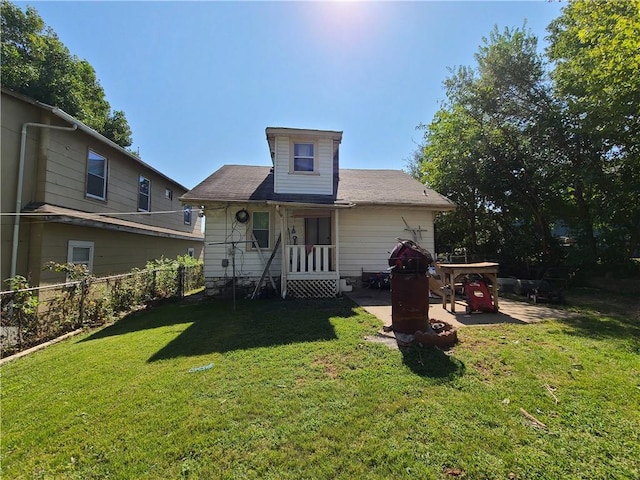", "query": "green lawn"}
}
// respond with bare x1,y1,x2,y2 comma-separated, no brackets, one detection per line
1,291,639,479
